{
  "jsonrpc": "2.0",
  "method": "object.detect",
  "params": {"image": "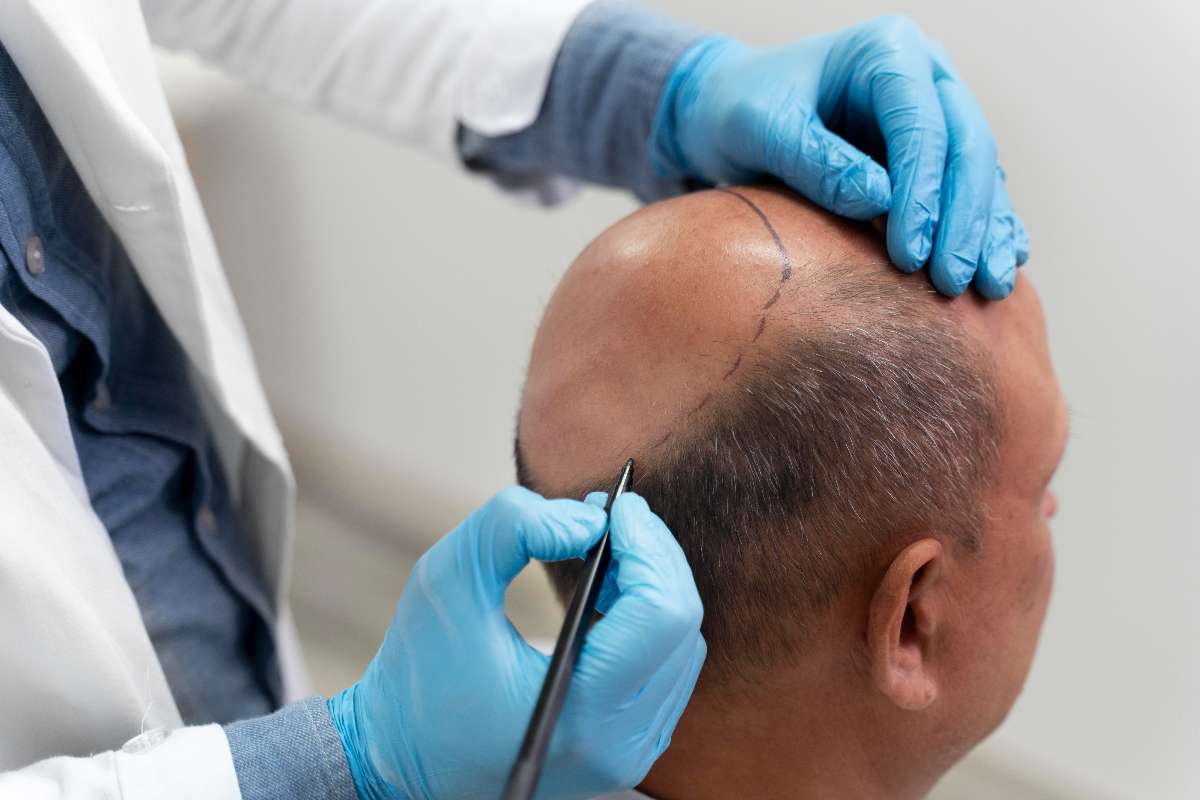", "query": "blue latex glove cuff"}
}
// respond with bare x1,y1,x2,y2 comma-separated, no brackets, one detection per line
329,687,393,800
650,35,731,181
